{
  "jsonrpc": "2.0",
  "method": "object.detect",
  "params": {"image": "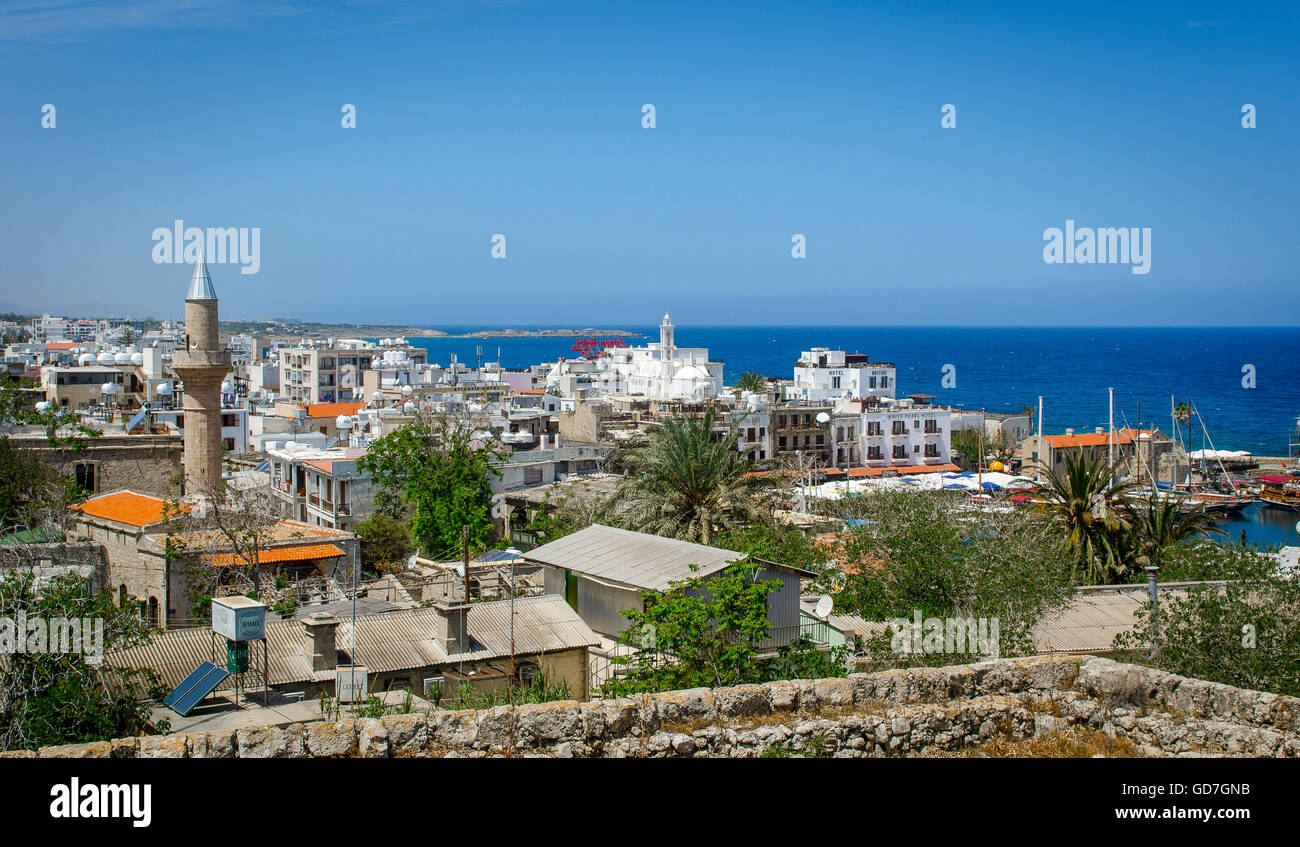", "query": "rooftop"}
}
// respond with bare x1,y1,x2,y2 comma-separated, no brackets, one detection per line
524,523,747,591
106,595,598,691
73,490,176,528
